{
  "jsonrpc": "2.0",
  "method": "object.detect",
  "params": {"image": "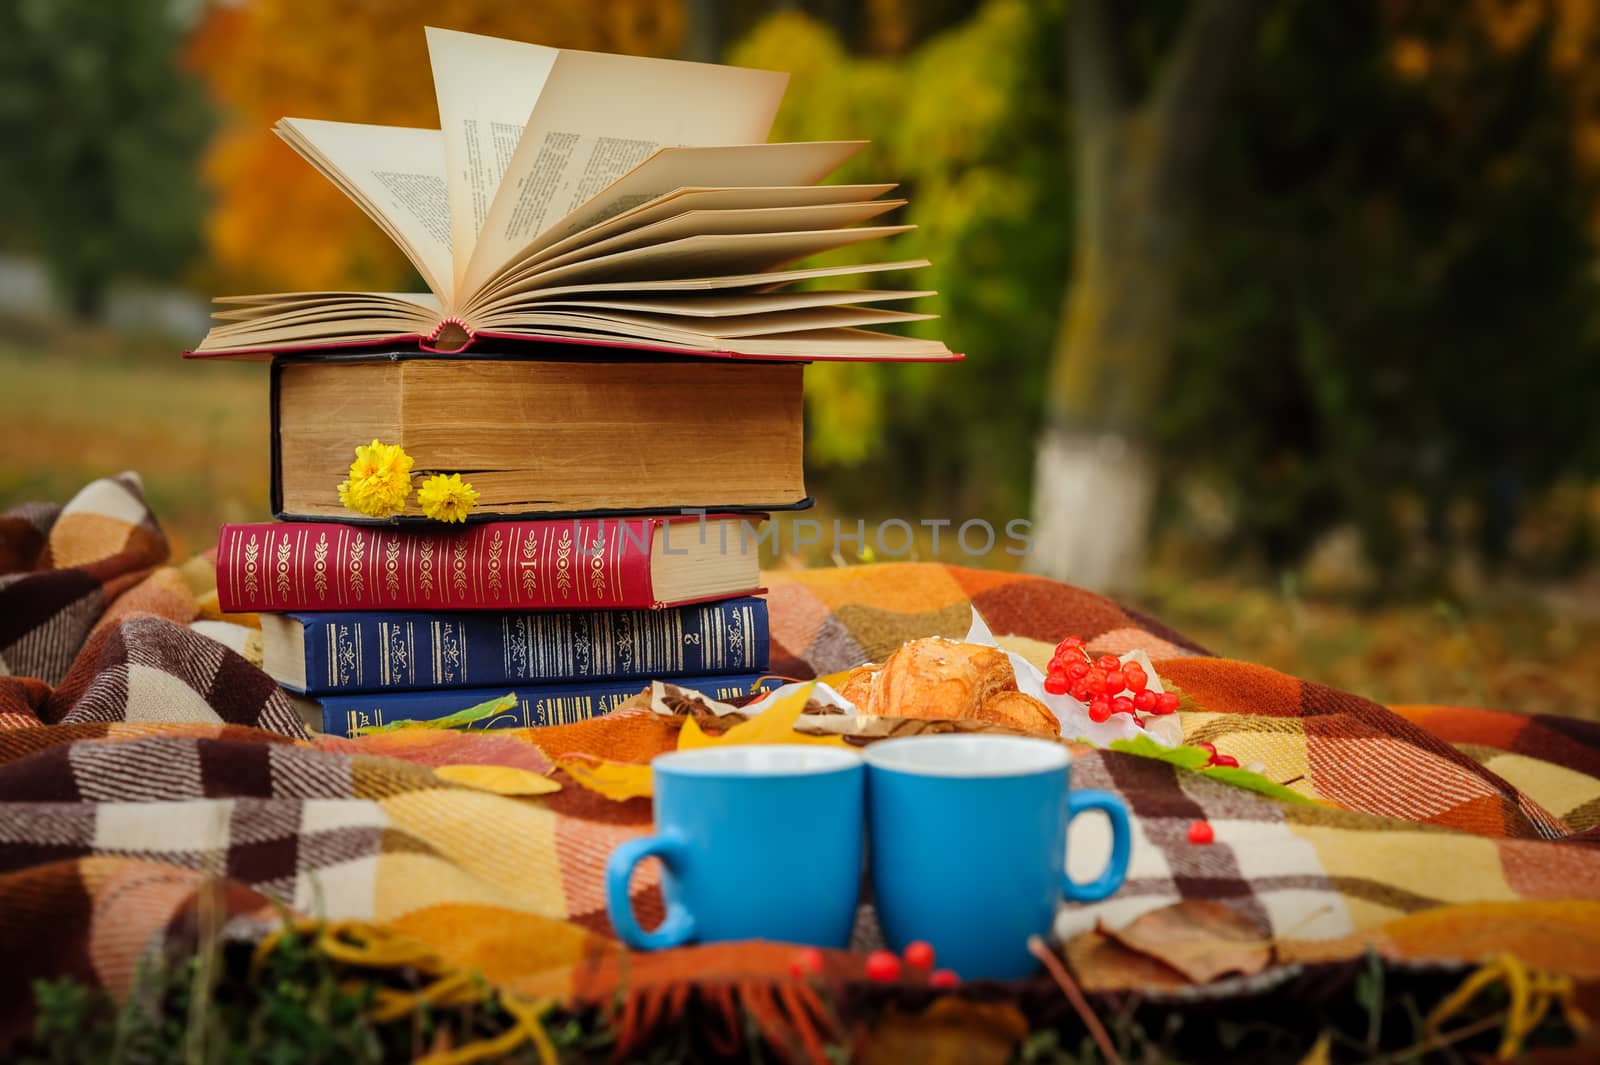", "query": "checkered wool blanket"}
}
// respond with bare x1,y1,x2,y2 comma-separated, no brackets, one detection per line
2,474,1598,1055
